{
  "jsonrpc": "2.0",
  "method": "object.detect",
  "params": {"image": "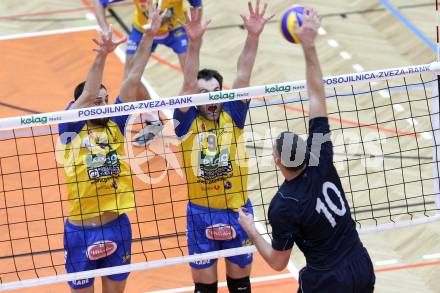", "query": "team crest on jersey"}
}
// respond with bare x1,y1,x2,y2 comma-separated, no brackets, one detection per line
87,240,117,260
85,149,121,180
205,224,236,240
198,149,232,183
